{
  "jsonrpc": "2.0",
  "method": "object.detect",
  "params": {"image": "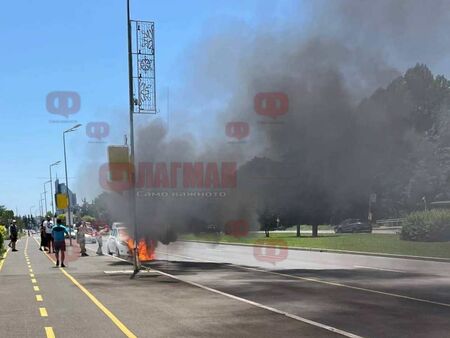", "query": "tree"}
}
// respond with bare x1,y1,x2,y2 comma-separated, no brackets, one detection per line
0,206,15,226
